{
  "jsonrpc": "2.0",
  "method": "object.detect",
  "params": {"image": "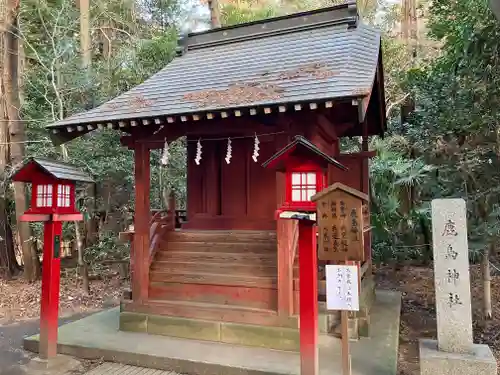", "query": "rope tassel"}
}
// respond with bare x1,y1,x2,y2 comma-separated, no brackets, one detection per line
160,139,170,166
252,134,260,162
225,138,232,164
195,139,202,165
